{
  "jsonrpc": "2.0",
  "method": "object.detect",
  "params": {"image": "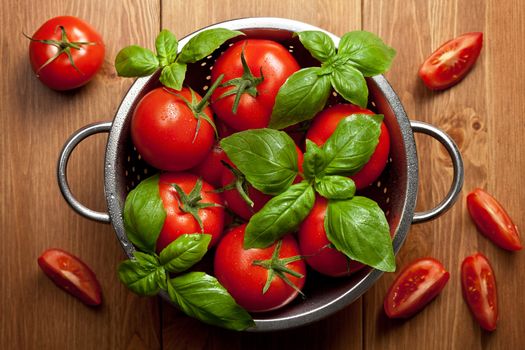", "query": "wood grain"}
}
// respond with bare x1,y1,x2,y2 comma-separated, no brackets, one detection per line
0,1,161,349
1,0,524,349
